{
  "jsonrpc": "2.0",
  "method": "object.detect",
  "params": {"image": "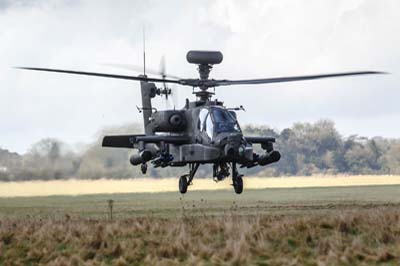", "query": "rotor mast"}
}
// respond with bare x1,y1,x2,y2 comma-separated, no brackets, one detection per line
186,50,223,102
196,64,214,102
